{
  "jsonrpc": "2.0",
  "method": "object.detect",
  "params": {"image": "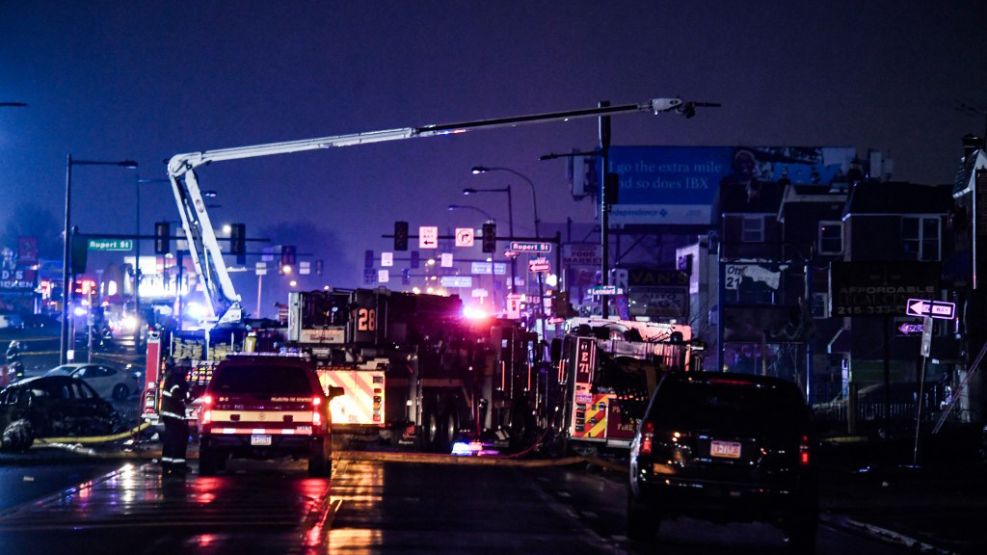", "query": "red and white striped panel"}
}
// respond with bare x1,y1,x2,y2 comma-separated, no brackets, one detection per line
326,370,384,425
